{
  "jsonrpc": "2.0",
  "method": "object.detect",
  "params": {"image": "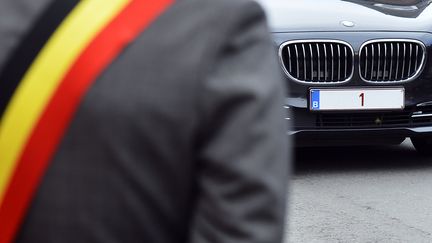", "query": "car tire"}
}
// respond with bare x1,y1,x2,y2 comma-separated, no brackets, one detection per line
411,137,432,156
